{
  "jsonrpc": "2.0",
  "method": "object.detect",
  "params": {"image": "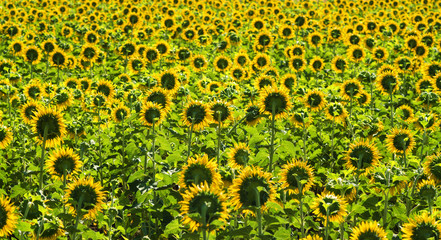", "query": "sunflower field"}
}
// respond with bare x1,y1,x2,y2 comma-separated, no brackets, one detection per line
2,0,441,239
